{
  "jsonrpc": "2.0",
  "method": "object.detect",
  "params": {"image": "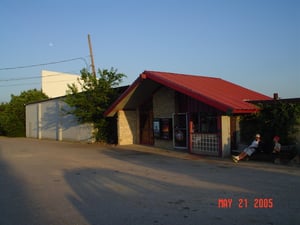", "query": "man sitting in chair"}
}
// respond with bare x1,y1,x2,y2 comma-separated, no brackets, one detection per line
232,134,261,163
